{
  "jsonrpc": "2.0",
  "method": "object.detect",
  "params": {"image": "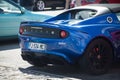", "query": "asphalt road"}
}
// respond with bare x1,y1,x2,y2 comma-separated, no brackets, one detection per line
0,40,120,80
